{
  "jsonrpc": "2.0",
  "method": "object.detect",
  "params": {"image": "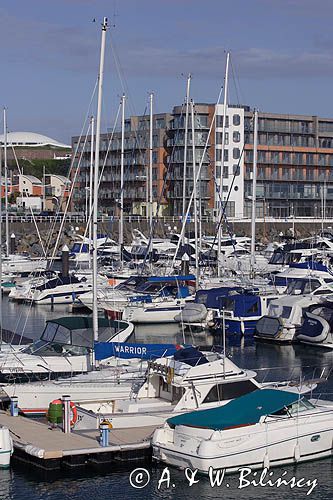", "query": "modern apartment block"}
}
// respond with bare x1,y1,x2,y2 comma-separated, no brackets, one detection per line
166,103,213,216
72,106,333,220
72,113,172,215
244,111,333,218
